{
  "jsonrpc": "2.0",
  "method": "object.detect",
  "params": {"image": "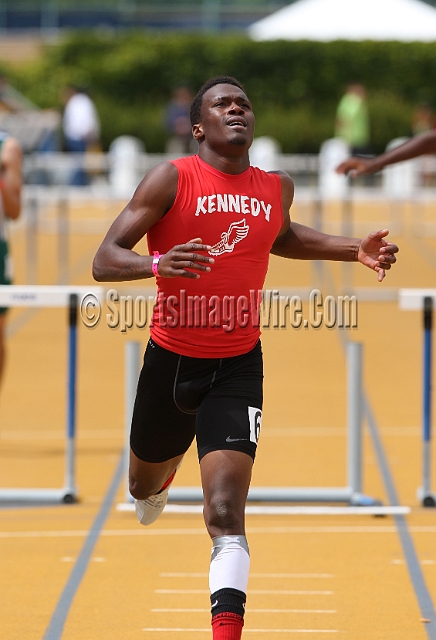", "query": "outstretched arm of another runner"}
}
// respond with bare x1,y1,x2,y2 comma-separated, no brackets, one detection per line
270,172,398,282
336,130,436,177
93,162,214,282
